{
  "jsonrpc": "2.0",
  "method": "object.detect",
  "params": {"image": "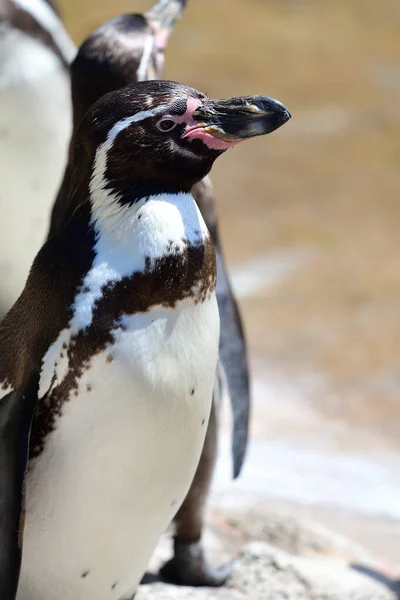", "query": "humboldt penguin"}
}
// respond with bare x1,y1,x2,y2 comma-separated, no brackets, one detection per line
0,0,75,316
47,0,252,585
0,80,290,600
